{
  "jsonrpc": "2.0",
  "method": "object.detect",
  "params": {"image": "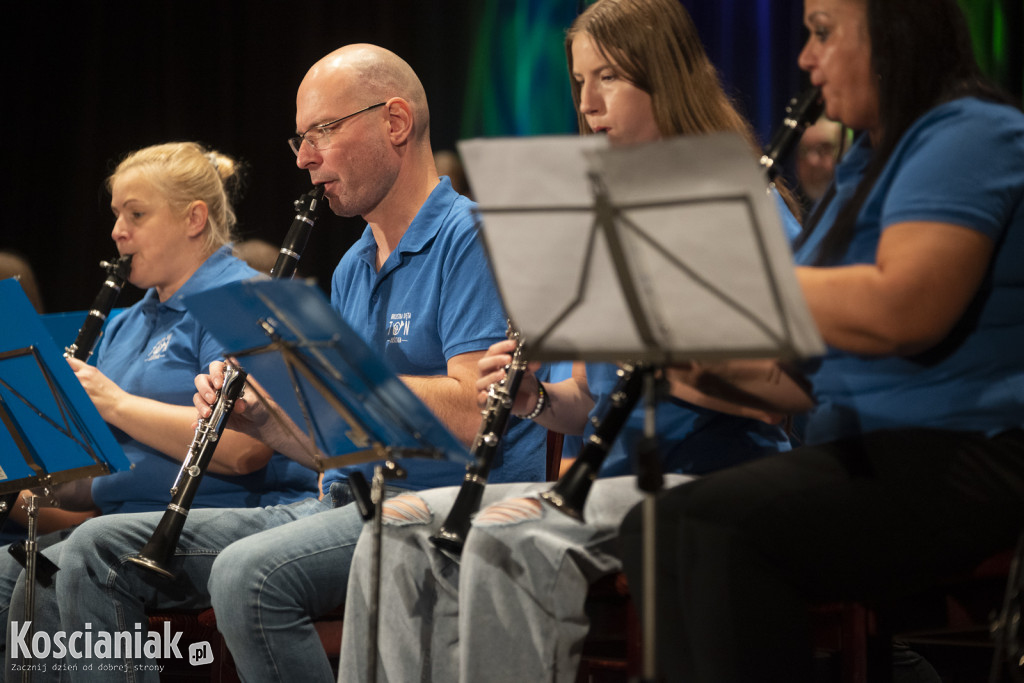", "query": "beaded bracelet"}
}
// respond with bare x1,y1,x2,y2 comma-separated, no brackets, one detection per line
522,381,548,420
